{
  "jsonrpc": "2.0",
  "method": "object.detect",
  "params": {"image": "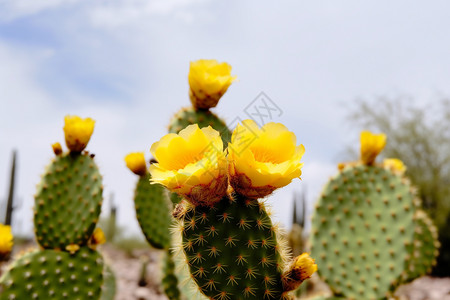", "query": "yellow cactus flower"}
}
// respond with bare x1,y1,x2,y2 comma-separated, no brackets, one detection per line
360,130,386,165
125,152,147,176
52,142,63,155
89,228,106,249
383,158,406,174
283,253,318,291
228,120,305,199
0,224,13,260
65,244,80,255
188,59,236,110
149,124,228,207
63,115,95,153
